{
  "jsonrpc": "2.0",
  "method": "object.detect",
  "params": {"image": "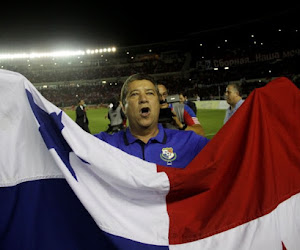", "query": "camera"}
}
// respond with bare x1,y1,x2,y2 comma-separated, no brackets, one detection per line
158,94,179,125
158,107,175,123
166,94,180,103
